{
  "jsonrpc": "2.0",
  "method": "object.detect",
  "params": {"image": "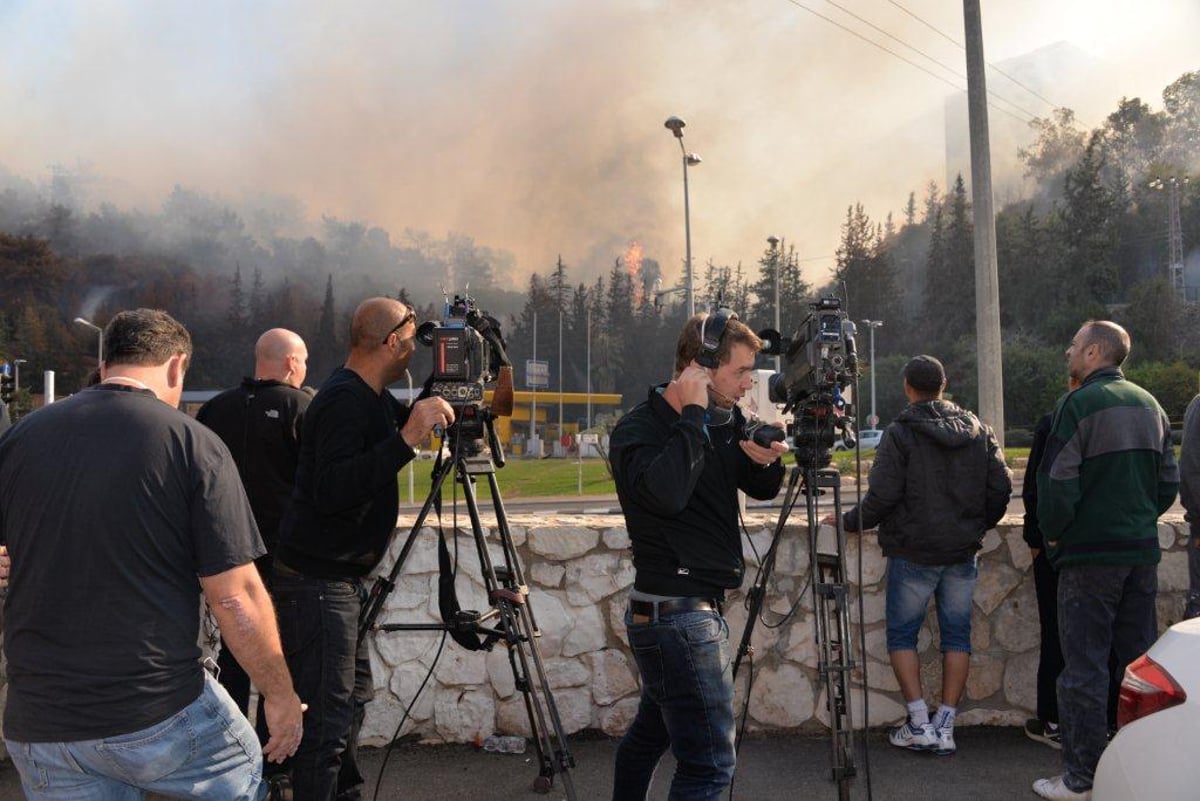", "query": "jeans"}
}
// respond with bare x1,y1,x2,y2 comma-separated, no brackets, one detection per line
1057,564,1157,793
885,556,977,653
272,569,372,801
6,673,264,800
612,608,735,801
